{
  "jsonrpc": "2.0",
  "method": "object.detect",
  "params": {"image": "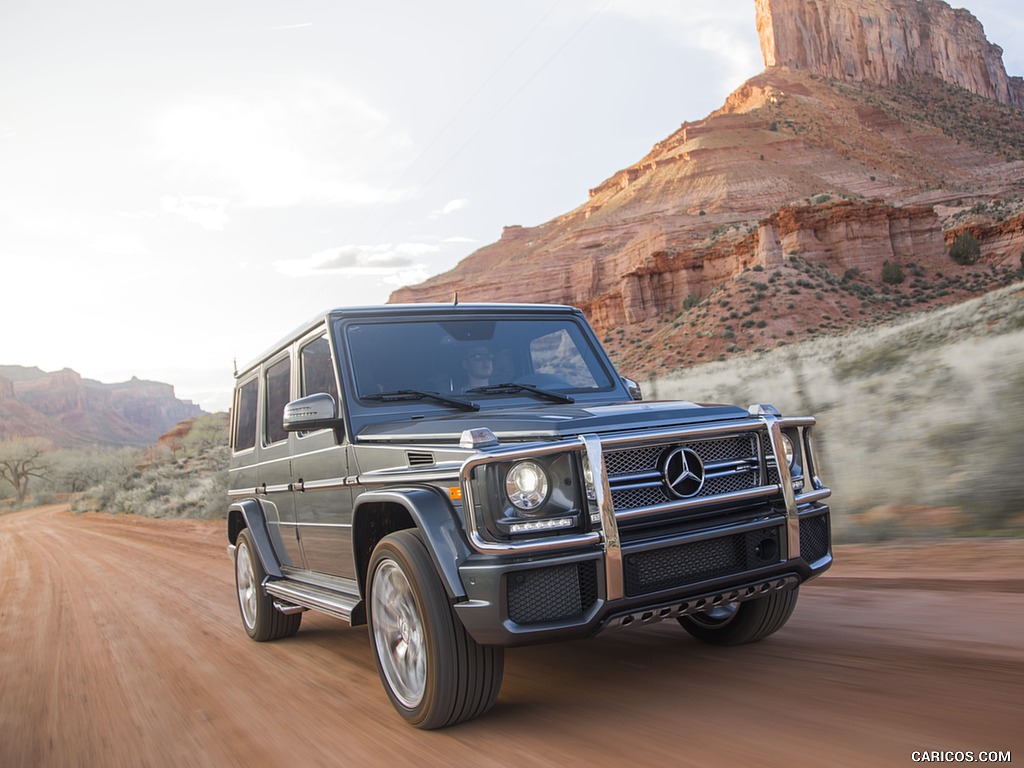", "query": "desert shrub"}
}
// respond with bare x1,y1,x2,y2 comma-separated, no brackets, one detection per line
71,444,229,519
948,233,981,265
881,261,906,285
